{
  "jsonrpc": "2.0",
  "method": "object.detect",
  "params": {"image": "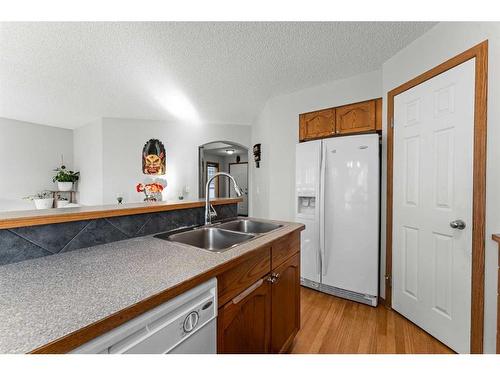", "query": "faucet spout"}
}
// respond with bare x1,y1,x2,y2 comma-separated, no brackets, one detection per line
205,172,242,225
